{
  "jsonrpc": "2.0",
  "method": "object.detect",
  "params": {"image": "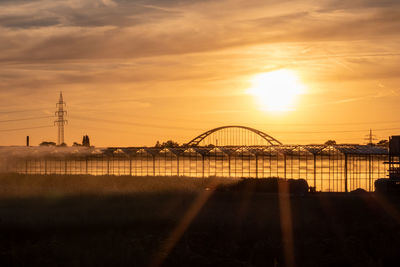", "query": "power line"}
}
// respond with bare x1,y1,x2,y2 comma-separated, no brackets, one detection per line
70,114,400,135
66,105,400,127
0,116,53,123
269,127,400,135
0,125,53,132
262,120,400,127
0,114,393,136
69,115,204,132
0,108,50,114
1,110,399,130
68,124,168,138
